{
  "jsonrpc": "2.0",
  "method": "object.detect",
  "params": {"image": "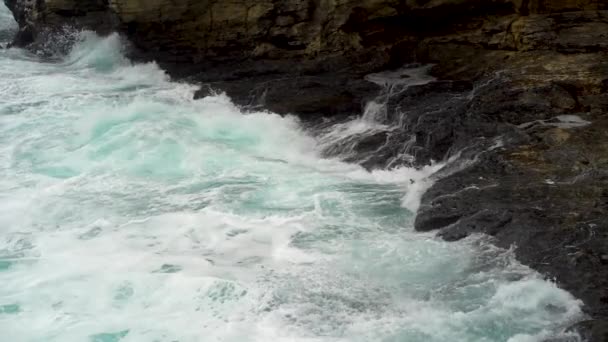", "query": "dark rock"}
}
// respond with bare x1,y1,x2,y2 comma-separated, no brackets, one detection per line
193,71,382,117
570,319,608,342
416,115,608,320
4,0,117,48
